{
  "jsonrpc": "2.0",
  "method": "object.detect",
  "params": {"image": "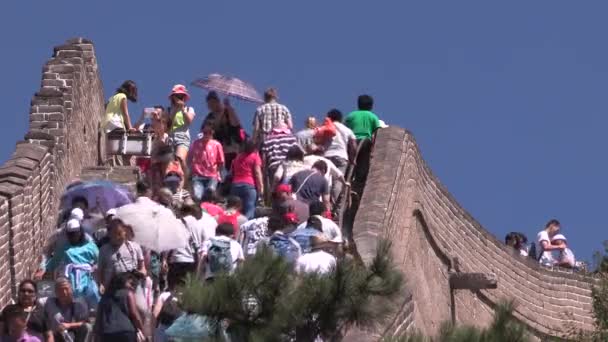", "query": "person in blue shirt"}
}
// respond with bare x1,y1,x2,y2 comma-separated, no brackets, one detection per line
45,219,100,309
290,216,324,254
